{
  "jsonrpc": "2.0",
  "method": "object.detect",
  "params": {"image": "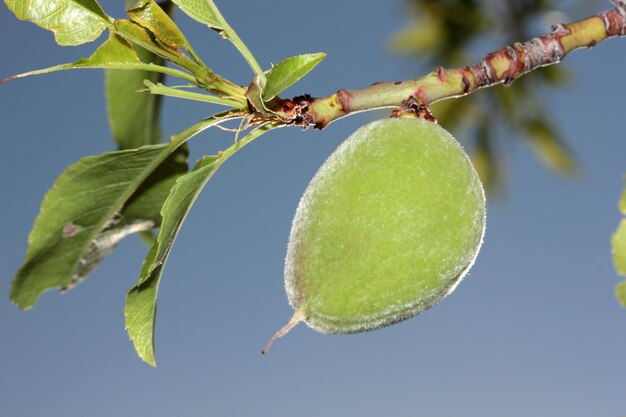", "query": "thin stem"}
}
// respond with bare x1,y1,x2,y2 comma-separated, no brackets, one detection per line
169,110,246,148
217,122,280,161
110,64,196,84
222,20,266,83
261,307,305,355
143,80,247,109
284,5,626,128
1,62,197,85
207,0,266,82
114,19,248,102
181,44,207,71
